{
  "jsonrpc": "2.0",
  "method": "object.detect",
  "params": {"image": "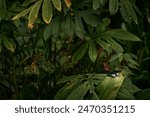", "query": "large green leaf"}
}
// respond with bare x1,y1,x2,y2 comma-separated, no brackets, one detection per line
29,0,43,25
88,41,97,62
42,0,53,24
72,42,89,64
74,14,85,39
52,0,61,12
109,0,119,15
105,29,141,41
95,71,125,99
